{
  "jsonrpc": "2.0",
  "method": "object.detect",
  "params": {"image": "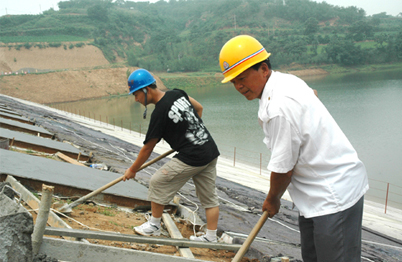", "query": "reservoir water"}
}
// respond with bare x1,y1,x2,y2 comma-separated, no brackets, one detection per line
55,69,402,209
